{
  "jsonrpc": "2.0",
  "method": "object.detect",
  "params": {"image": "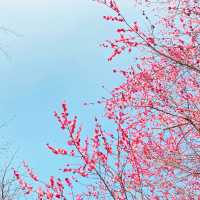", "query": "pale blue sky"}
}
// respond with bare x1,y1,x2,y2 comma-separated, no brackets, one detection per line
0,0,136,196
0,0,113,179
